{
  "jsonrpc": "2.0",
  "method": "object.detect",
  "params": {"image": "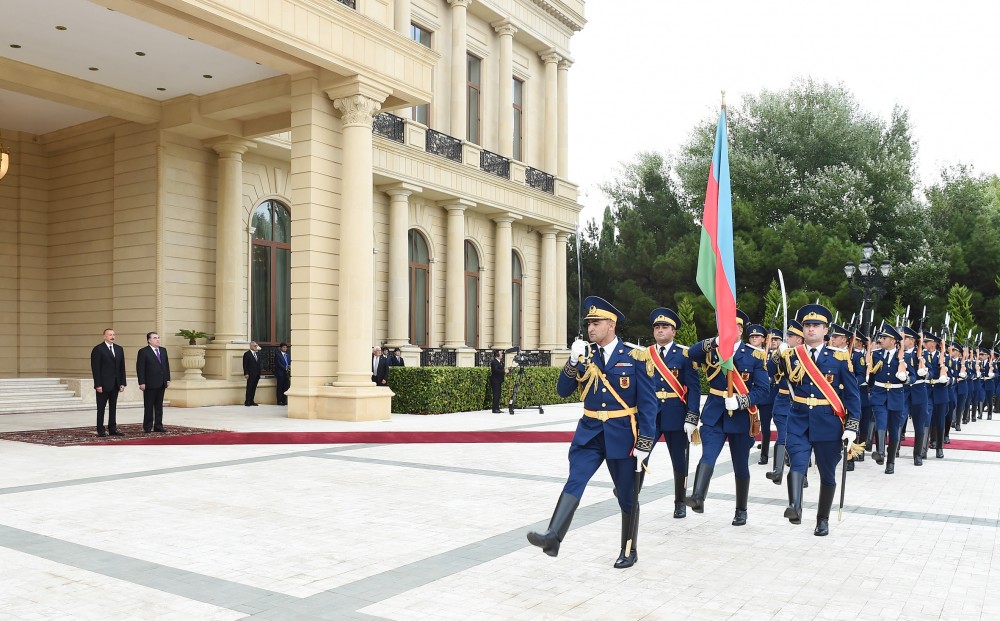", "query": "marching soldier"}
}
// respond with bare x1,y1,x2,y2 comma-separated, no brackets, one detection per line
903,327,930,465
827,322,863,472
924,332,950,458
767,320,803,484
946,341,961,442
954,344,970,430
527,296,657,569
647,308,702,519
685,309,769,526
779,304,861,536
852,329,871,466
867,323,911,474
746,324,774,465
